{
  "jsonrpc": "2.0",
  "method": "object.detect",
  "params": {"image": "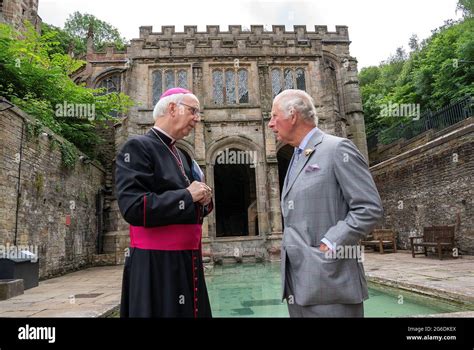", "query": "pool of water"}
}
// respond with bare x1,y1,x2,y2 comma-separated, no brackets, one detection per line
205,263,469,317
